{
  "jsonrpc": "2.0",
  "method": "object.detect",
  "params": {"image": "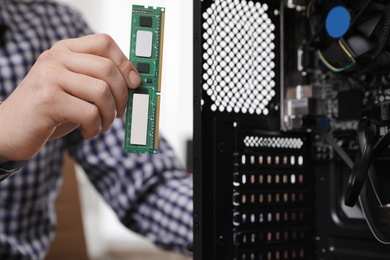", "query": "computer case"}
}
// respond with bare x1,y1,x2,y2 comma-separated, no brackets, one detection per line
193,0,390,259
